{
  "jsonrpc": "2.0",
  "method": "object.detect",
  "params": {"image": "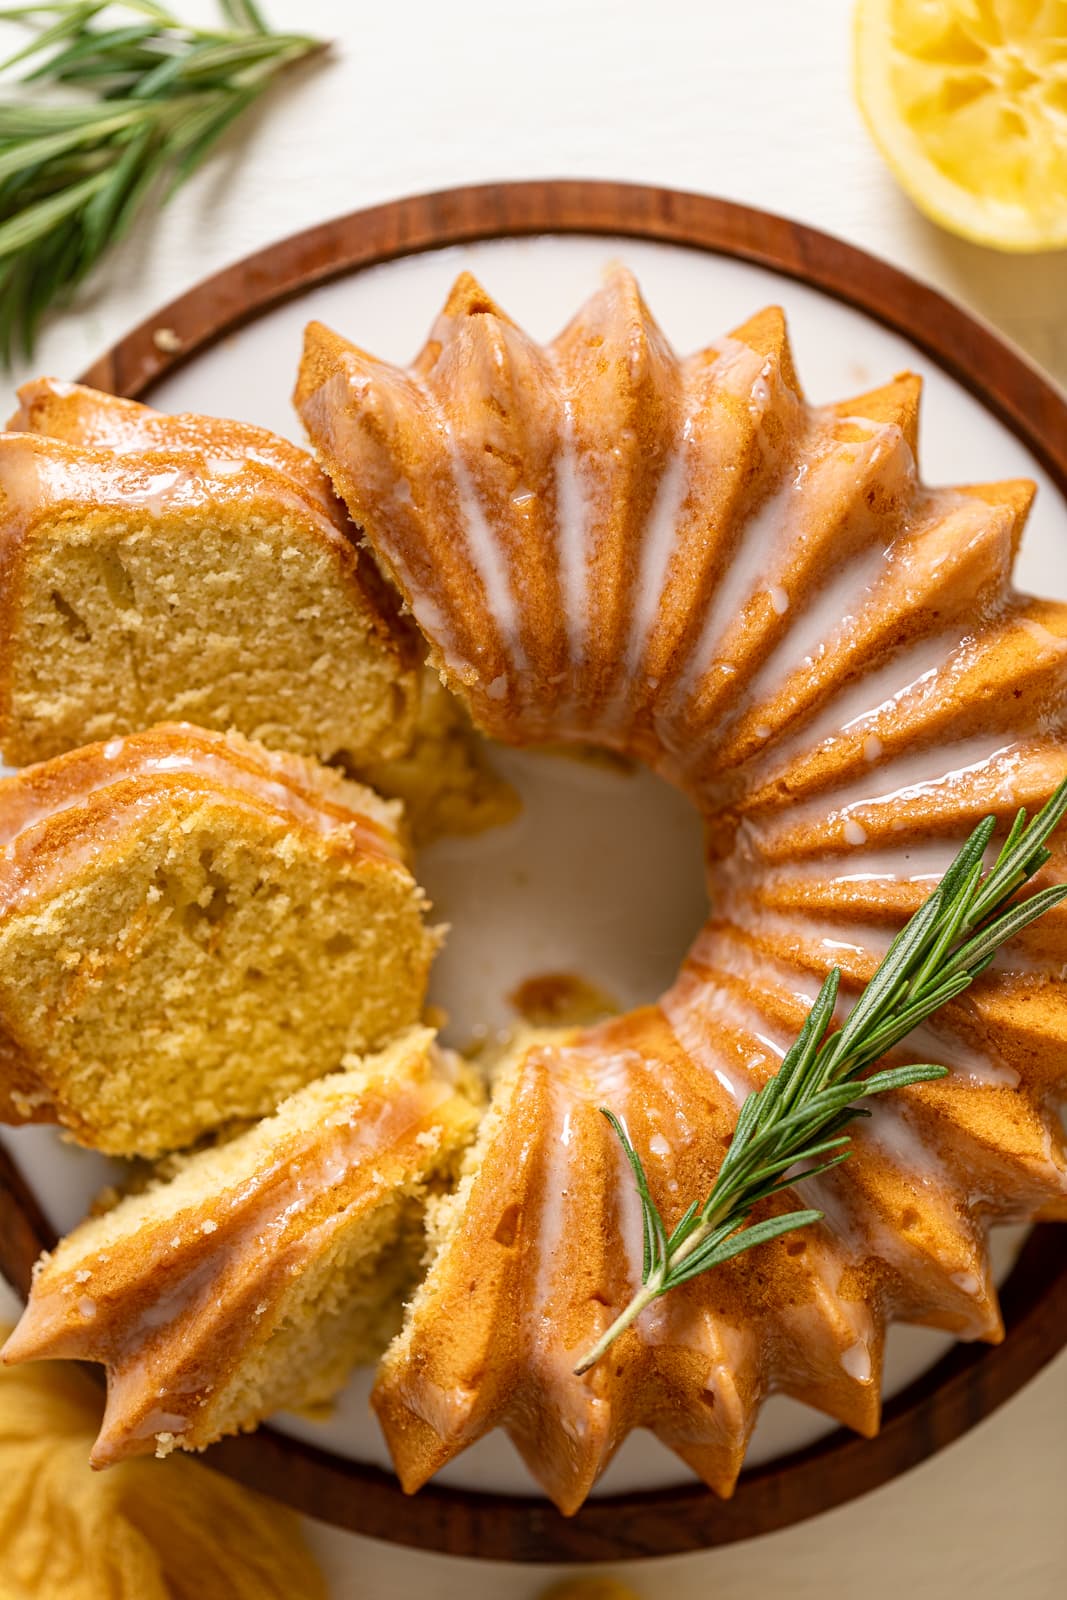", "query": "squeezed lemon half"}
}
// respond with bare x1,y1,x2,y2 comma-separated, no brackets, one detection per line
854,0,1067,251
